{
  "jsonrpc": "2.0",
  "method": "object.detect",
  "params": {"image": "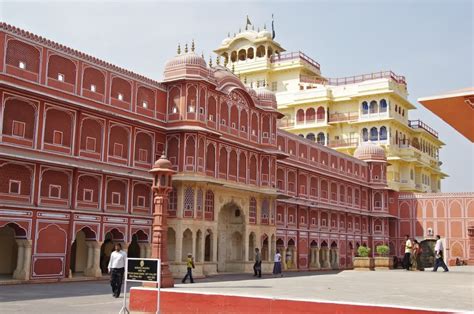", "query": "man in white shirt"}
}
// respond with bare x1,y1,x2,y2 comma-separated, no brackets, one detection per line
108,243,127,298
433,235,449,272
403,235,413,270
